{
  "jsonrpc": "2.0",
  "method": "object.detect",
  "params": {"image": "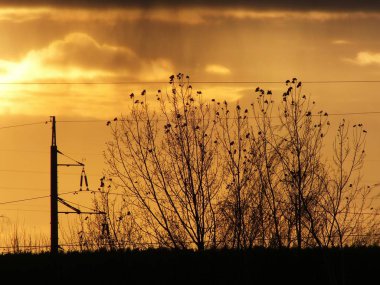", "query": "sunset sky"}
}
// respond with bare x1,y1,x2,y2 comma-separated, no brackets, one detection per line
0,0,380,246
